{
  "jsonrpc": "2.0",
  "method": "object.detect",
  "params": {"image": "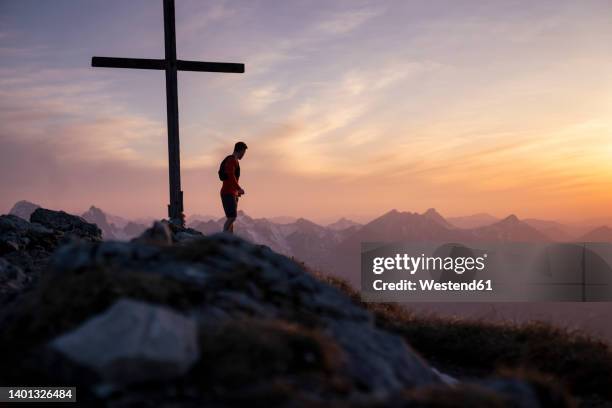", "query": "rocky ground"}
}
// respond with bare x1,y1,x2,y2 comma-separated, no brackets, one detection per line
0,208,575,407
0,208,102,304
